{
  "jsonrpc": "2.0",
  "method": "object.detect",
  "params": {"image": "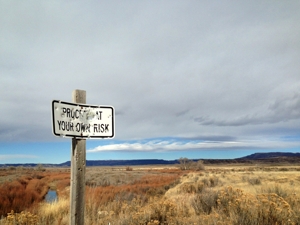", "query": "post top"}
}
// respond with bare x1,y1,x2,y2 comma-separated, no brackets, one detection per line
72,90,86,104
